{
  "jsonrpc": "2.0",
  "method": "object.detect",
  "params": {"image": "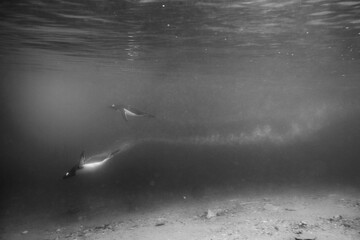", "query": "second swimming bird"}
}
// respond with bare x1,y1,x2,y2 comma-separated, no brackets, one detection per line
110,103,155,122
